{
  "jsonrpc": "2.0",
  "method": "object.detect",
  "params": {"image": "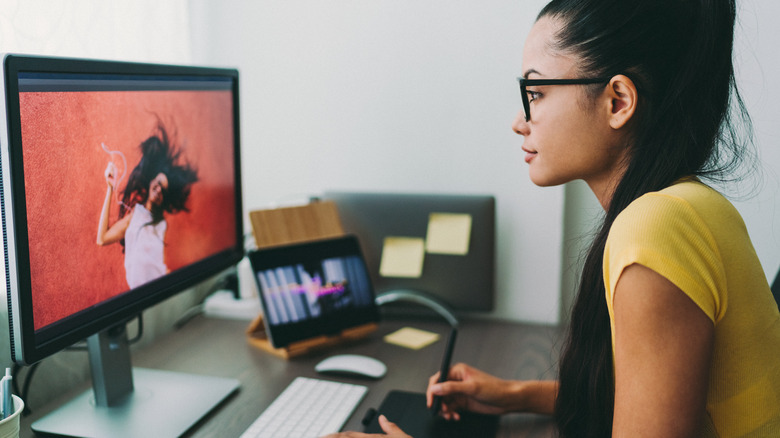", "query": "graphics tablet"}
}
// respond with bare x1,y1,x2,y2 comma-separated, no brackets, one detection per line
248,235,380,348
364,391,499,437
